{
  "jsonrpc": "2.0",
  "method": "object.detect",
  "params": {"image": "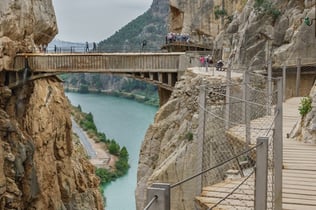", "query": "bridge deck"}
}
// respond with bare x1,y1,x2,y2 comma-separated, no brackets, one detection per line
6,52,188,90
12,52,186,73
196,97,316,209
